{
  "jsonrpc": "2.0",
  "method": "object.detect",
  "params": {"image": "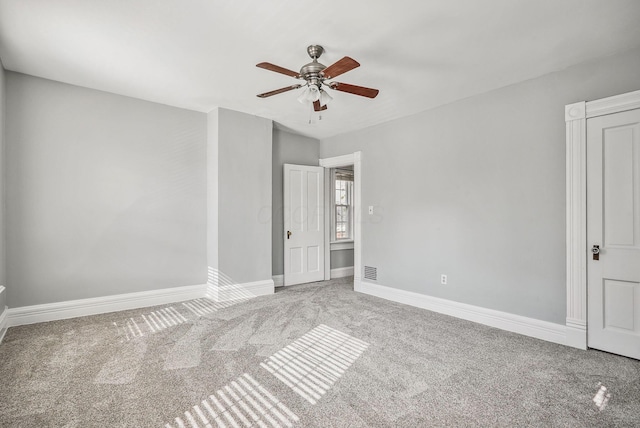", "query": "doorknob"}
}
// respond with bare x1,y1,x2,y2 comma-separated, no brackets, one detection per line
287,231,292,239
592,244,600,261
